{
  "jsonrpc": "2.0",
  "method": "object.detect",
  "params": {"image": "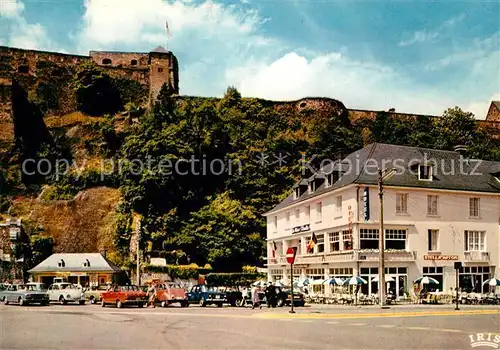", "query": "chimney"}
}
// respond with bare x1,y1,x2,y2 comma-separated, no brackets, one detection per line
454,145,469,165
388,108,395,112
